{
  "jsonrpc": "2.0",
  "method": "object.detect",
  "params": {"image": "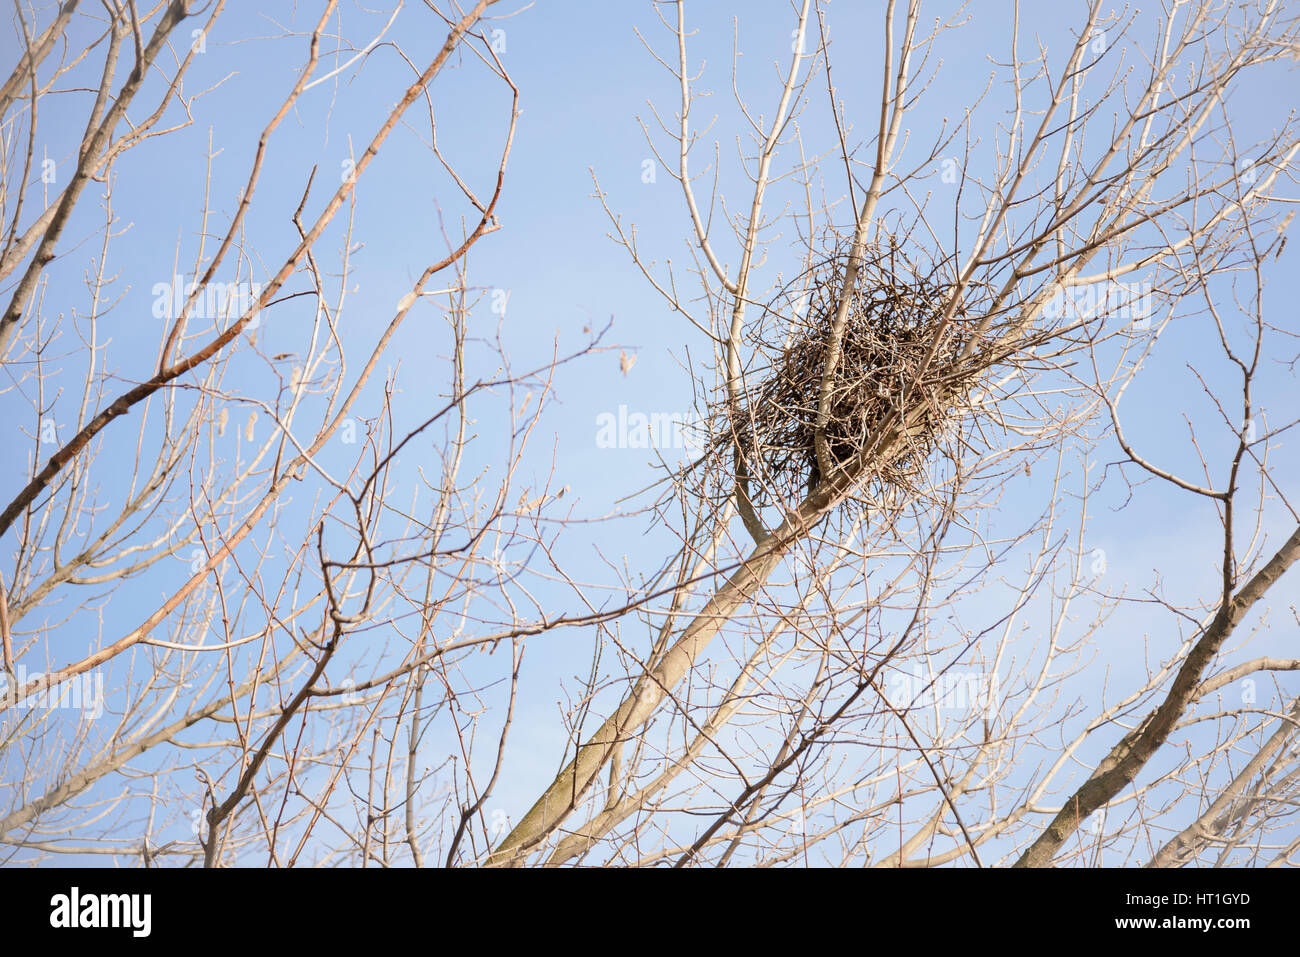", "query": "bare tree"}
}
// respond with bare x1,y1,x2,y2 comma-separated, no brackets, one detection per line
487,0,1300,867
0,0,571,866
3,0,1299,869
